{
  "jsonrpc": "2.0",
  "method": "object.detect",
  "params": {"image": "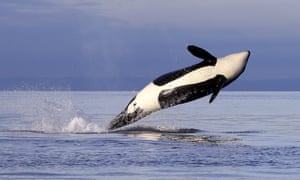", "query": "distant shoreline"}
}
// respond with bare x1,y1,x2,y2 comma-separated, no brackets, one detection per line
0,78,299,91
